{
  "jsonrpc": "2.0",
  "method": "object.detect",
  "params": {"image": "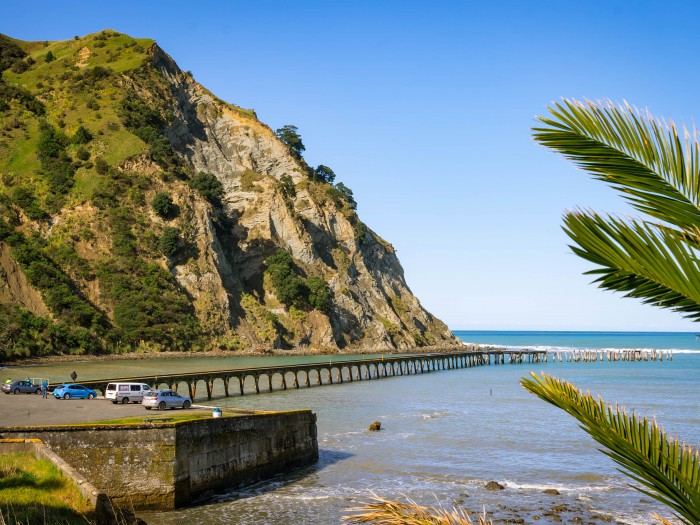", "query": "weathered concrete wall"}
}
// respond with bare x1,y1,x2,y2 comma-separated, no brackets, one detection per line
0,409,318,510
175,410,318,505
